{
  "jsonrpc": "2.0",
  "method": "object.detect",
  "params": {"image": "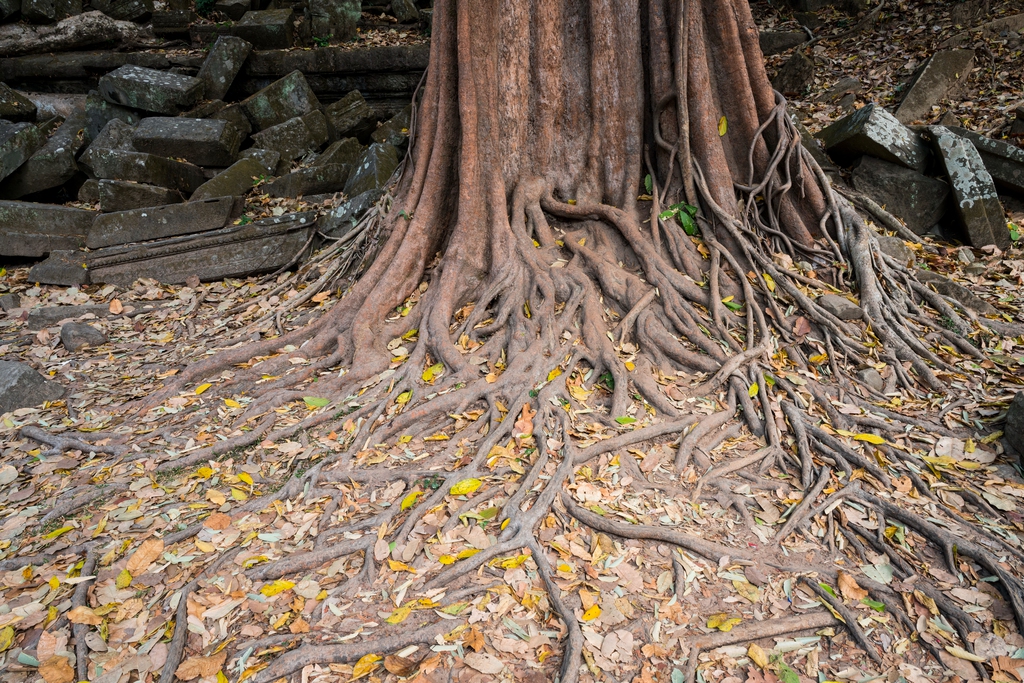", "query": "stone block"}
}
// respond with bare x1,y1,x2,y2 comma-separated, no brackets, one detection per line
371,104,411,149
1008,393,1024,456
91,0,152,21
82,118,136,159
266,163,348,197
0,0,18,21
183,99,227,119
211,102,253,138
60,322,107,351
98,65,205,115
251,110,329,171
239,148,280,175
0,293,21,312
343,142,398,197
816,103,930,173
316,137,362,168
308,0,359,40
78,179,100,203
876,235,915,267
190,158,266,201
28,250,89,286
0,83,37,122
389,0,418,22
21,0,81,23
99,180,183,212
916,269,997,314
817,294,863,320
214,0,251,21
234,9,294,50
922,126,1009,250
895,50,975,124
87,195,239,248
240,70,320,131
0,361,64,416
0,122,46,184
323,90,376,140
0,201,94,257
0,108,88,199
131,117,242,167
772,52,814,96
79,148,207,195
85,211,317,285
946,126,1024,198
320,187,381,236
198,35,253,102
152,9,196,36
851,156,949,235
85,91,140,141
759,31,805,56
